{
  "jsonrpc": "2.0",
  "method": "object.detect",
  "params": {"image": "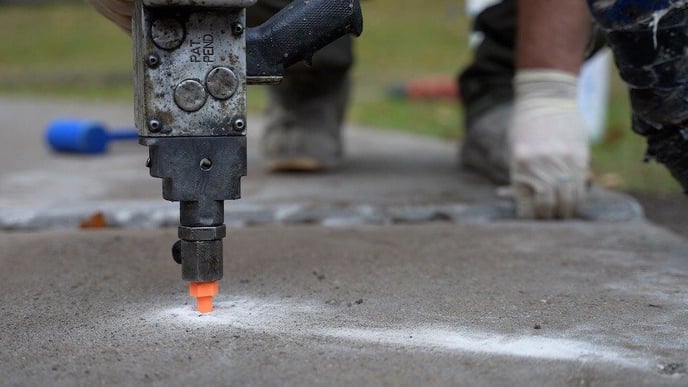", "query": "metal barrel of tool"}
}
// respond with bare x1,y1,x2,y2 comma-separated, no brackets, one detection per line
133,0,362,310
